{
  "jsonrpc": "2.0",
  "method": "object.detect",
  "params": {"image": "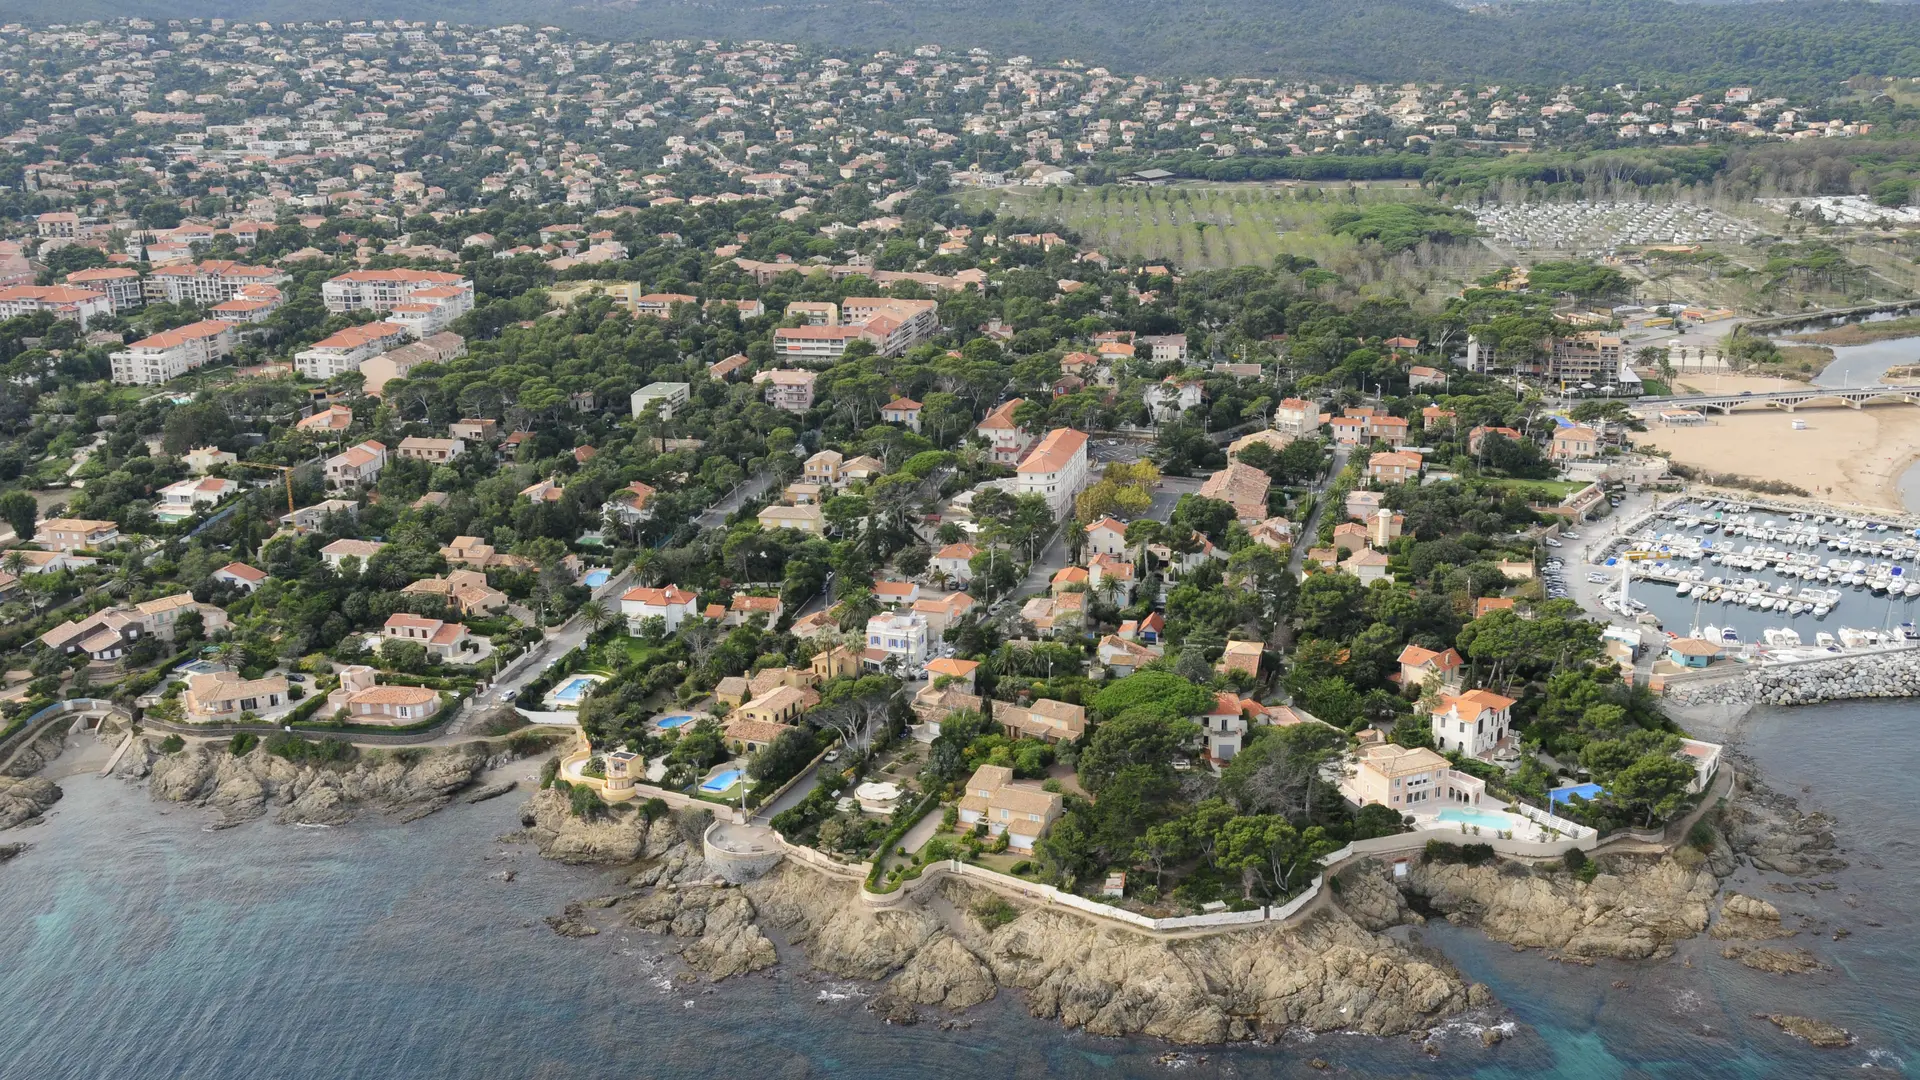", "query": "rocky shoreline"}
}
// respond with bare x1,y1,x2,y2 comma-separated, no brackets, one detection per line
507,773,1862,1049
121,738,516,828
